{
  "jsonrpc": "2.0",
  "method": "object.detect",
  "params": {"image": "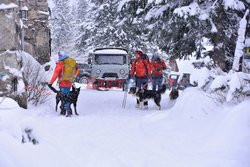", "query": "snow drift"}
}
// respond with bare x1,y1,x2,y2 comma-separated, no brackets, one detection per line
0,86,249,167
